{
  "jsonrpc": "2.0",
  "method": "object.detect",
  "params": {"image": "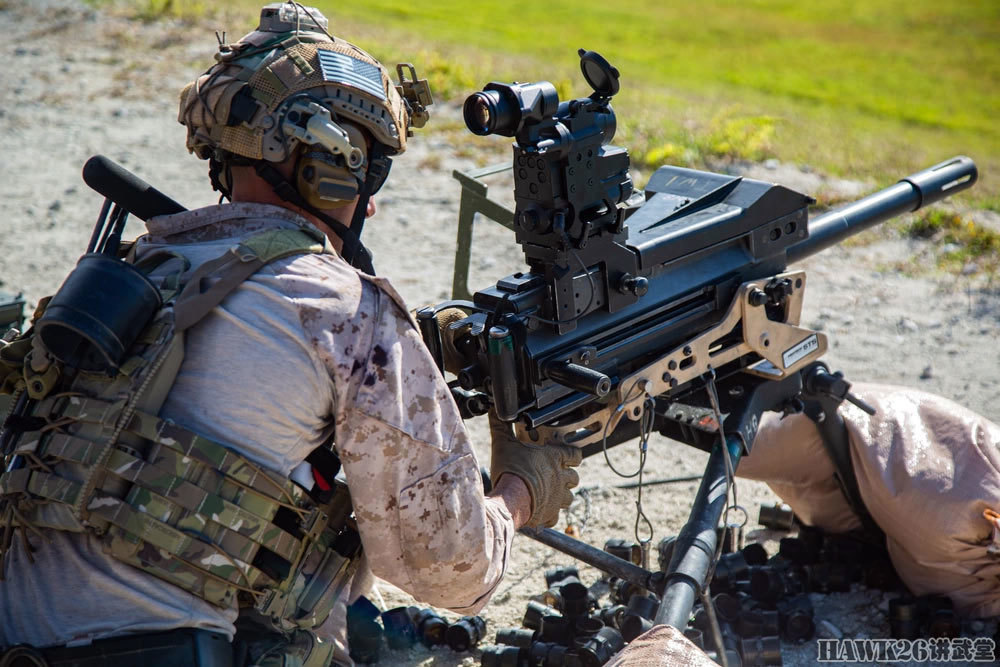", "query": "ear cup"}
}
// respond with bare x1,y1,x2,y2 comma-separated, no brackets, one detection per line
296,151,360,209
